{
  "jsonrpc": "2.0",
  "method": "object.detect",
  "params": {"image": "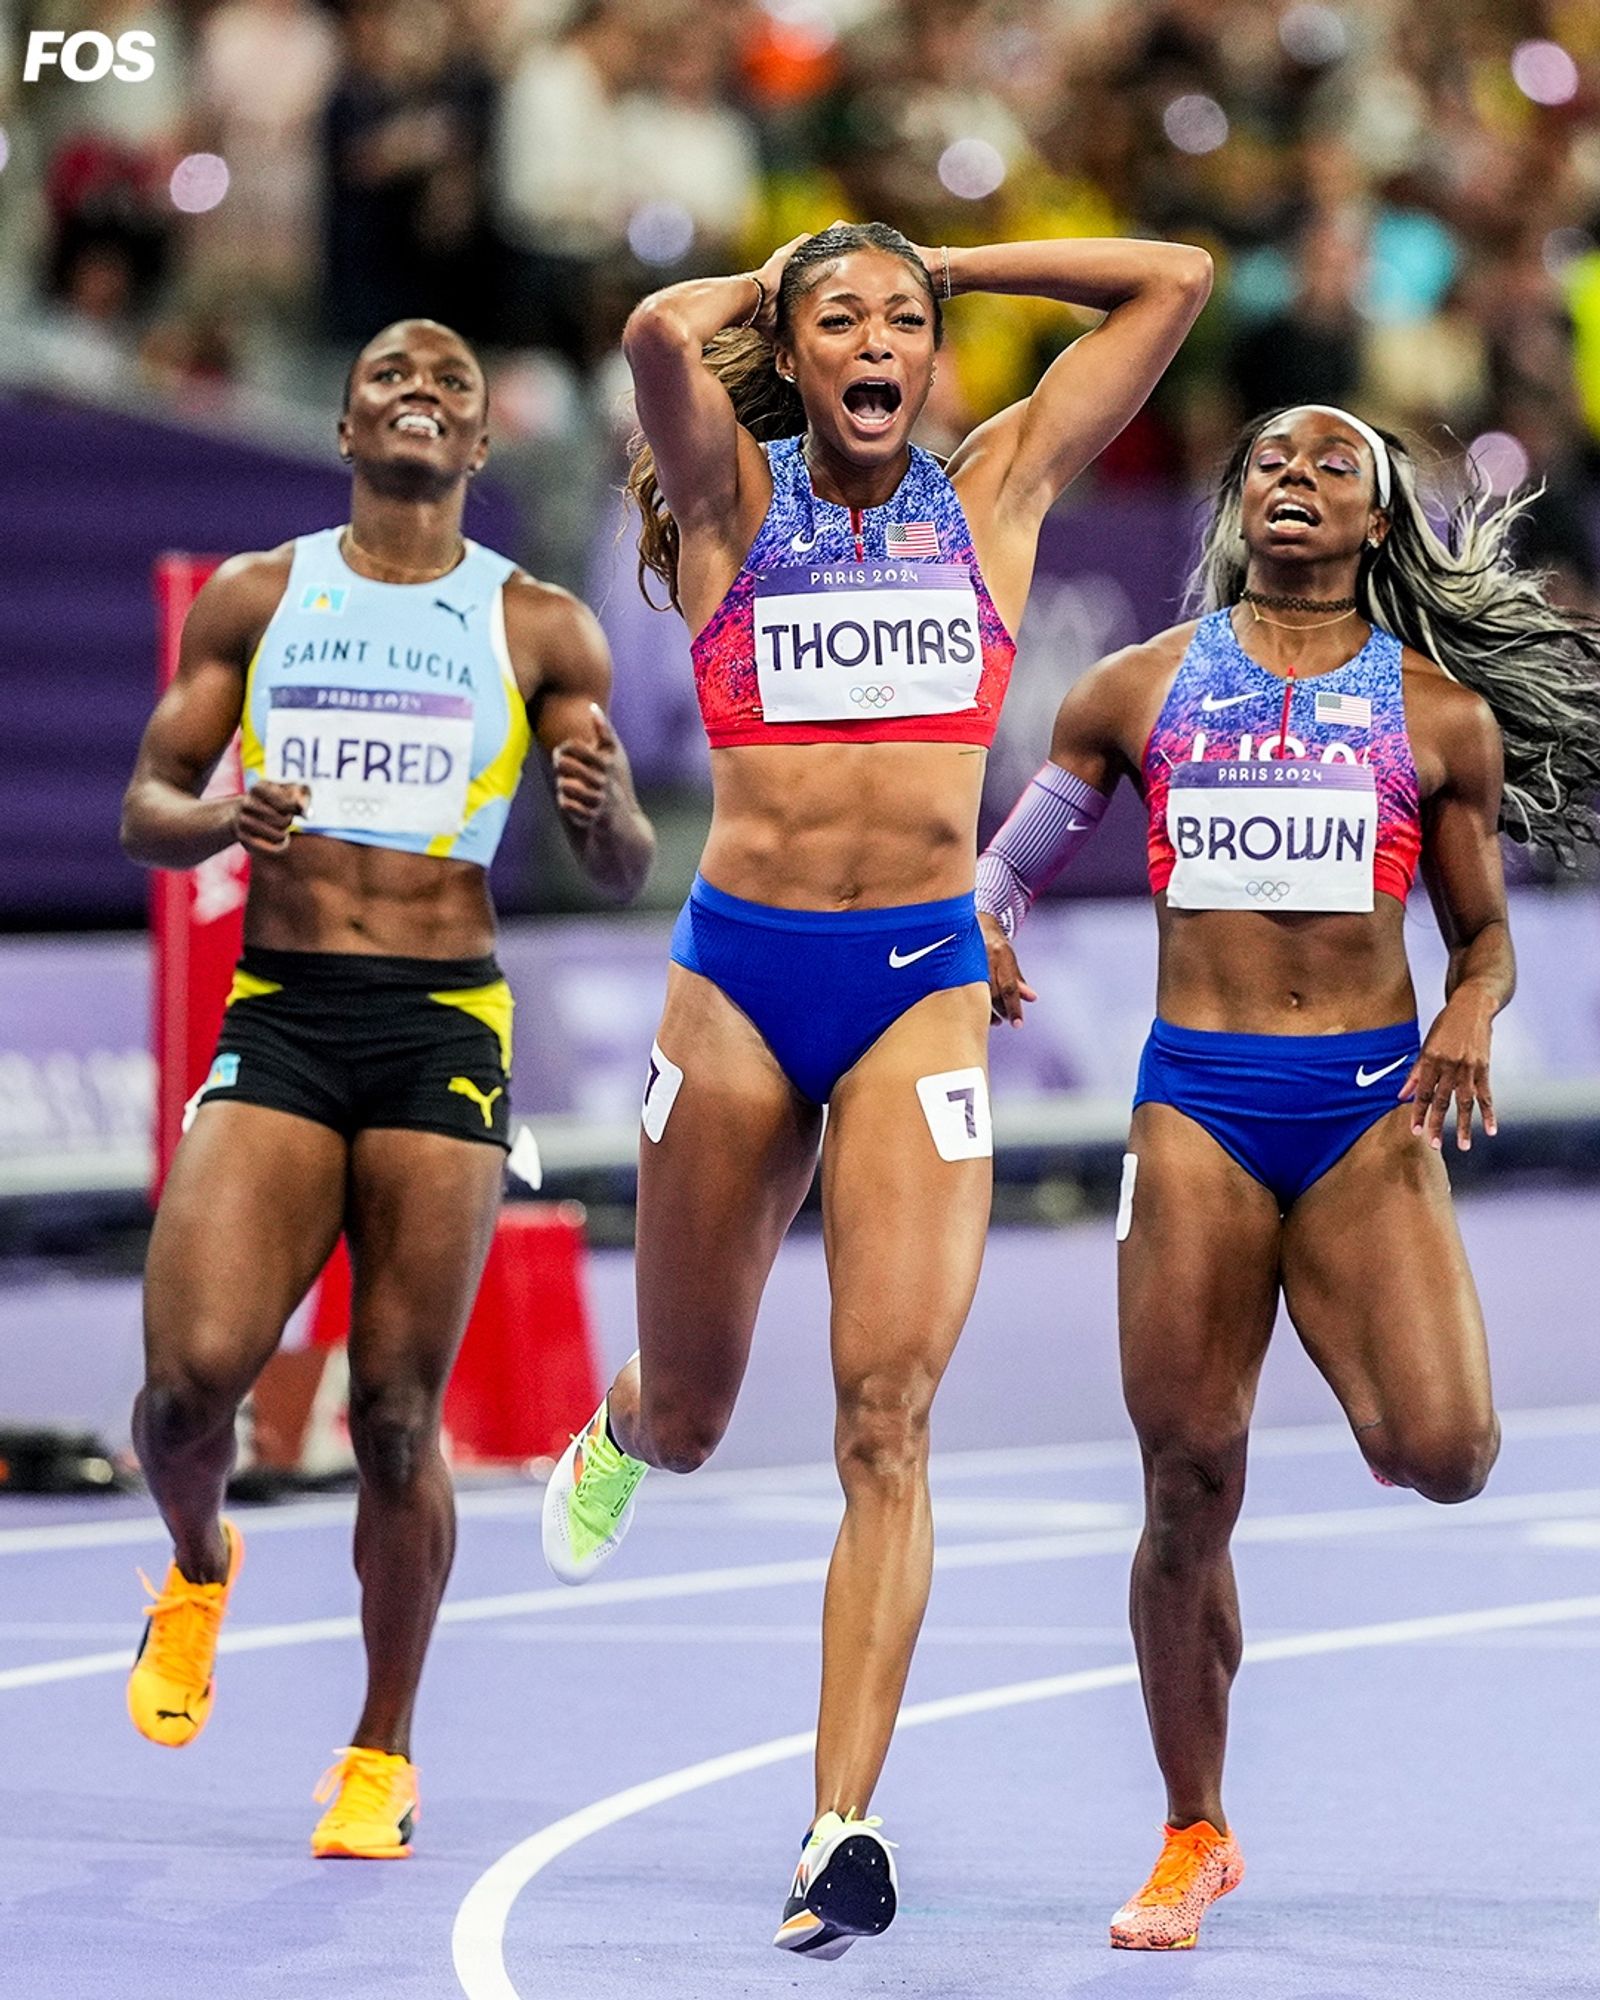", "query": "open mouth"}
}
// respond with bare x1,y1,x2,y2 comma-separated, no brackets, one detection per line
393,411,444,440
841,378,903,433
1267,500,1319,528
